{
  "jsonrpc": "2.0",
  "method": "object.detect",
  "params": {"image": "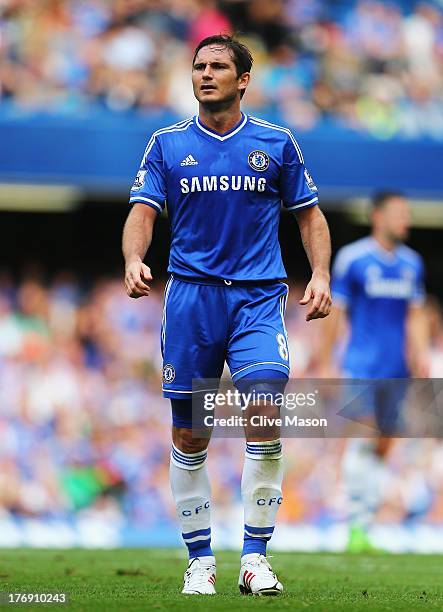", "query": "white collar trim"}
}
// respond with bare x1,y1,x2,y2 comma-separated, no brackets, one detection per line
369,237,399,265
196,114,248,141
